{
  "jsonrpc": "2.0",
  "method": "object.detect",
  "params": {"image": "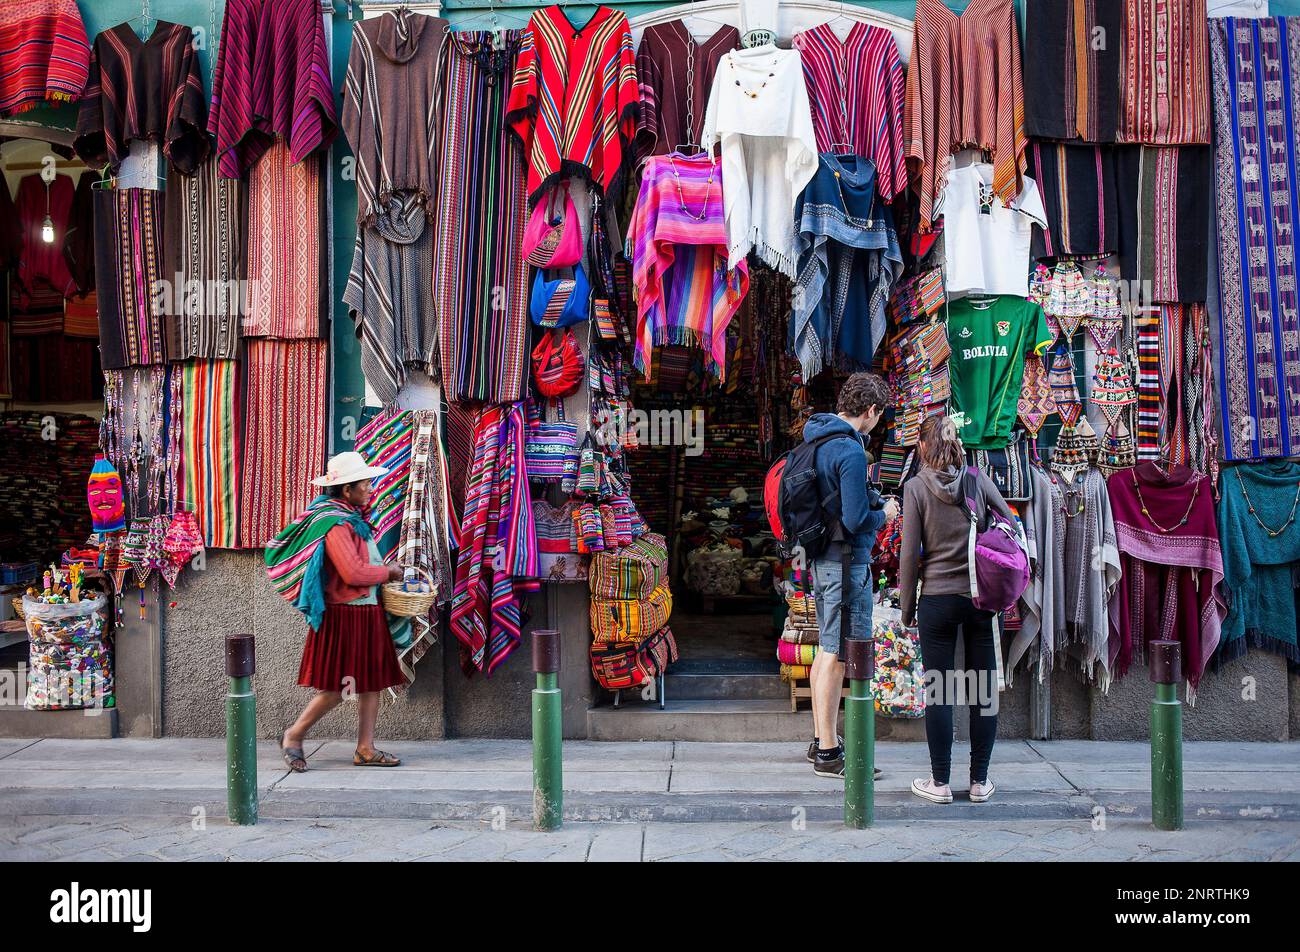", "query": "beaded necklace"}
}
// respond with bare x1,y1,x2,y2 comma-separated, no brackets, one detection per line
1234,468,1300,538
667,154,715,221
1130,467,1200,533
